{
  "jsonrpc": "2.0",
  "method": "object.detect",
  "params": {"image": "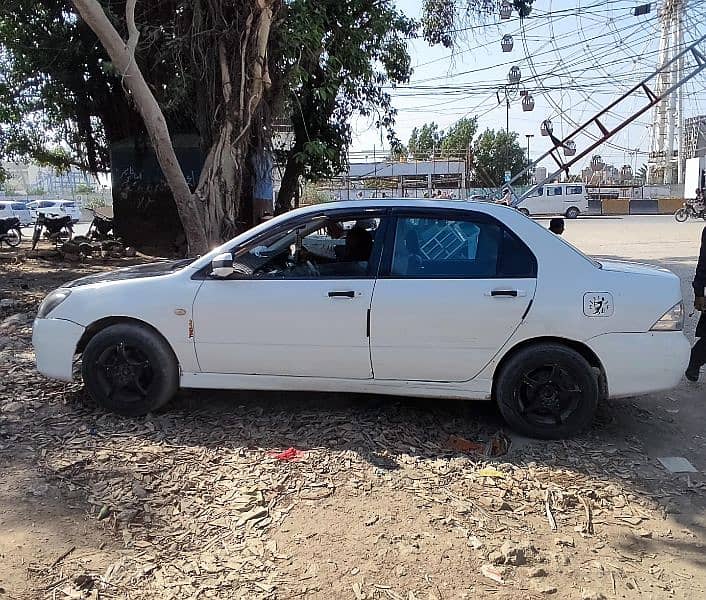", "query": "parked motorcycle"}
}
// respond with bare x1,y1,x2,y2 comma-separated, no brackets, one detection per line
674,201,706,222
0,216,22,248
86,207,115,241
32,213,74,250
